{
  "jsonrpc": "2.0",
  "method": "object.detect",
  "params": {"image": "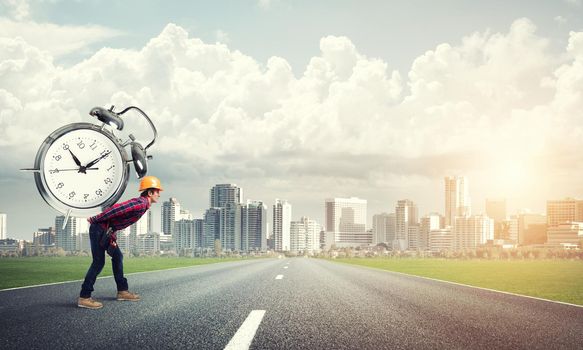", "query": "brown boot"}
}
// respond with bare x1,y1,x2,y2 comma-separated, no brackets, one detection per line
117,290,140,301
78,297,103,309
